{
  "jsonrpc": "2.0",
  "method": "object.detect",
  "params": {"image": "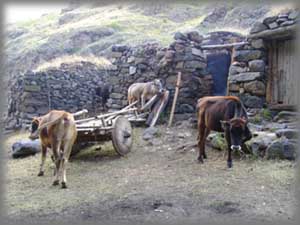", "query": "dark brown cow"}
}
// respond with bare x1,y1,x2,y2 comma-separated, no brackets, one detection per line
95,83,112,111
29,110,77,188
196,96,252,168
